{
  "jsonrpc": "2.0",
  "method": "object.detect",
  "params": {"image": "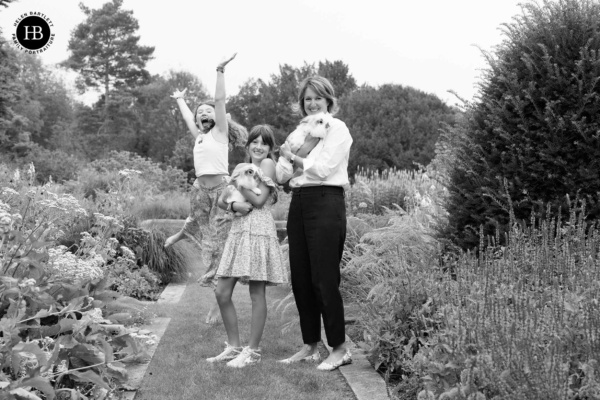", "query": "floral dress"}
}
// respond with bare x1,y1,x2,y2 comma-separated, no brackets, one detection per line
215,171,288,285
